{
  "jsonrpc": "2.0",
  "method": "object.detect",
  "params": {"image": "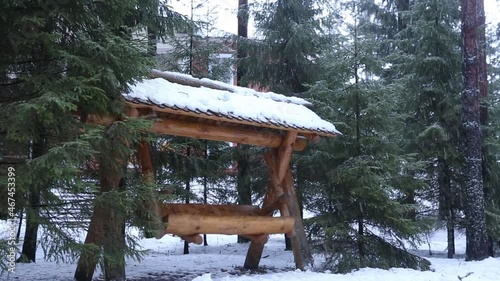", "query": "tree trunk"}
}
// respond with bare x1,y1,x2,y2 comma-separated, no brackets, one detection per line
74,198,107,281
236,0,252,244
102,177,127,281
476,0,493,257
447,209,455,259
358,204,365,265
237,0,248,86
203,142,208,246
461,0,490,261
236,144,252,244
438,158,455,258
17,138,45,263
184,146,191,254
75,133,128,281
